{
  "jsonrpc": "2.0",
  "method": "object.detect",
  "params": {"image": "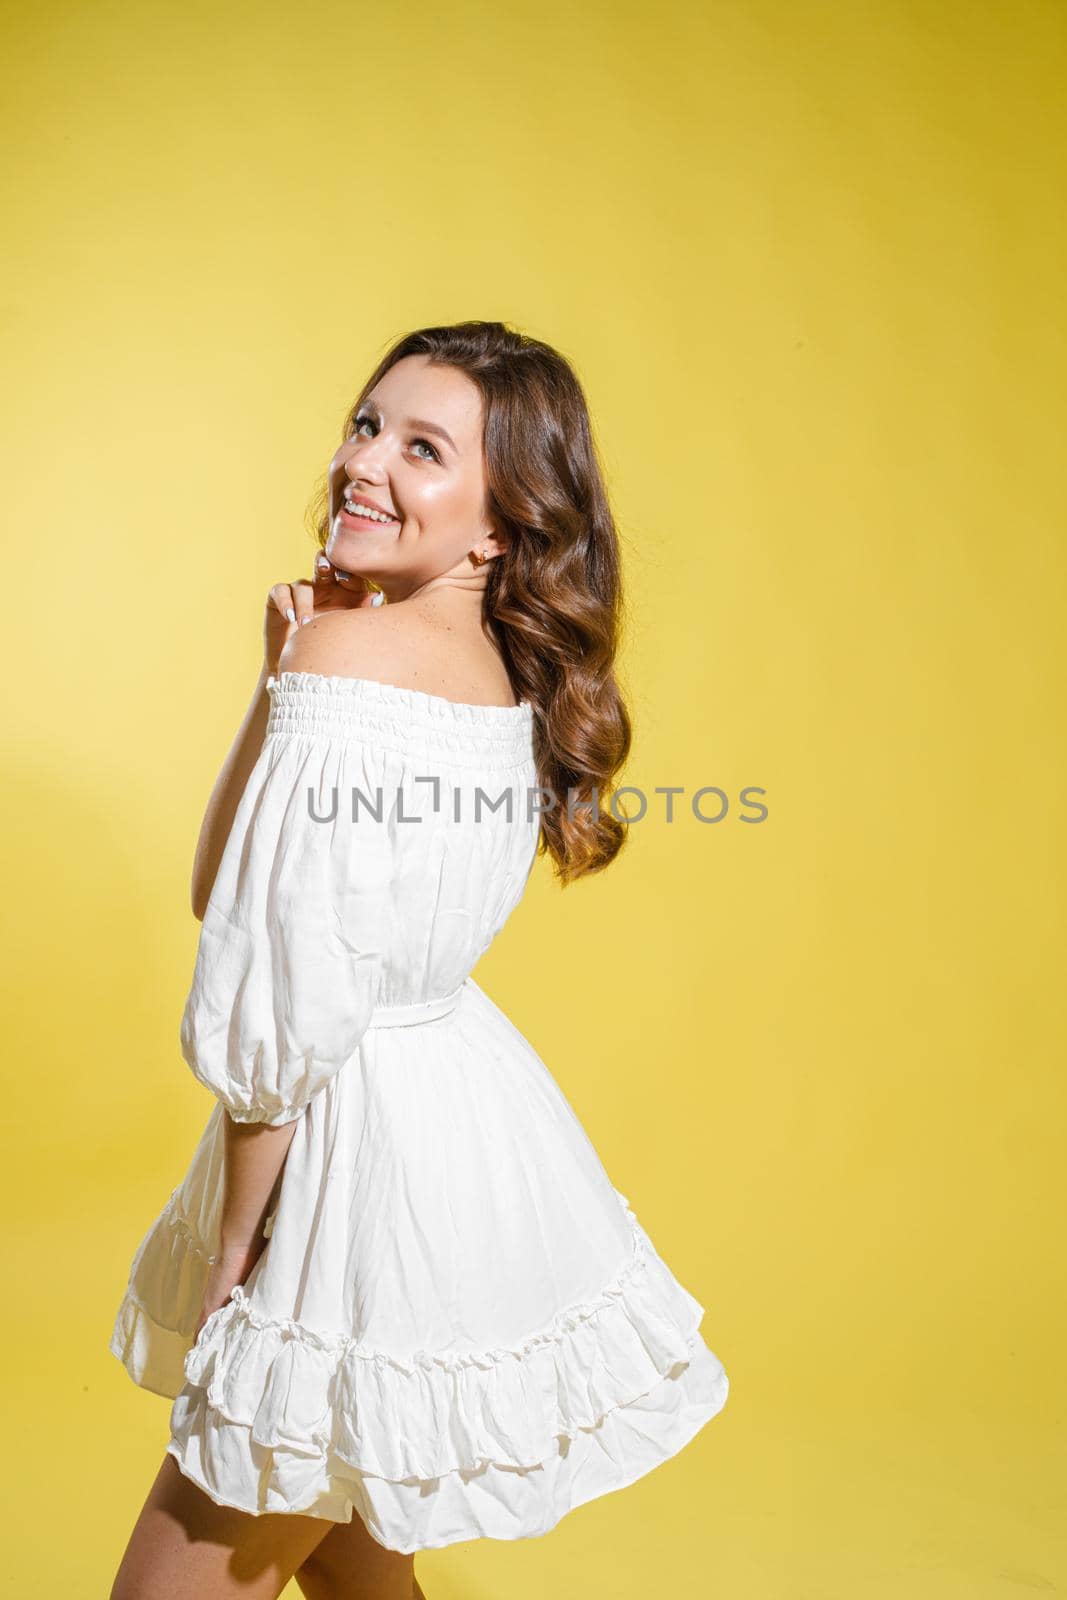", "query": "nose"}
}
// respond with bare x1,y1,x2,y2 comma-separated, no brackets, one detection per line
342,435,388,483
